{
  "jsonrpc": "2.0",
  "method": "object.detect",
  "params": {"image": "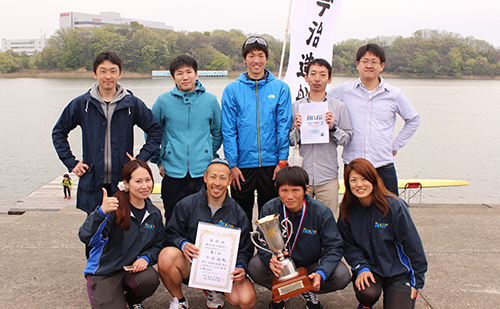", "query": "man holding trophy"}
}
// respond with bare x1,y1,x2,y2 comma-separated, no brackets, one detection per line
248,166,350,309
